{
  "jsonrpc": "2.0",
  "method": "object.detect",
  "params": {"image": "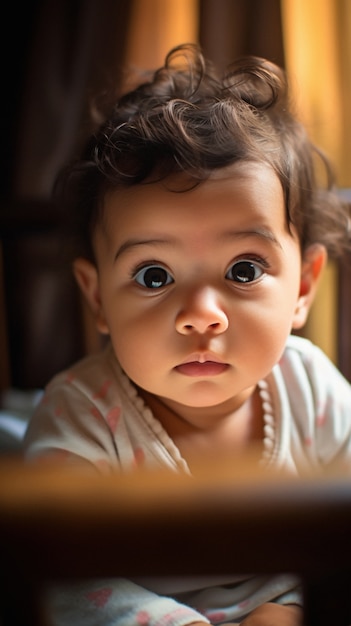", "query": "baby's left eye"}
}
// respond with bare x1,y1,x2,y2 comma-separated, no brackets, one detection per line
225,260,264,283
